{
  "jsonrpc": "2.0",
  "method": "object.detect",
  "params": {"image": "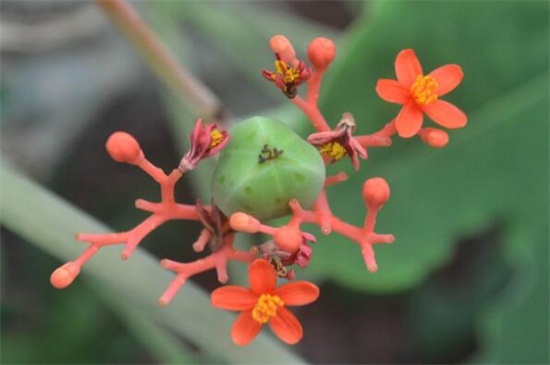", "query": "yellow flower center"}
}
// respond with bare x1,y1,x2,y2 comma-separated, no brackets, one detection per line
209,129,224,149
274,60,301,85
410,75,439,105
252,294,284,323
319,141,347,161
